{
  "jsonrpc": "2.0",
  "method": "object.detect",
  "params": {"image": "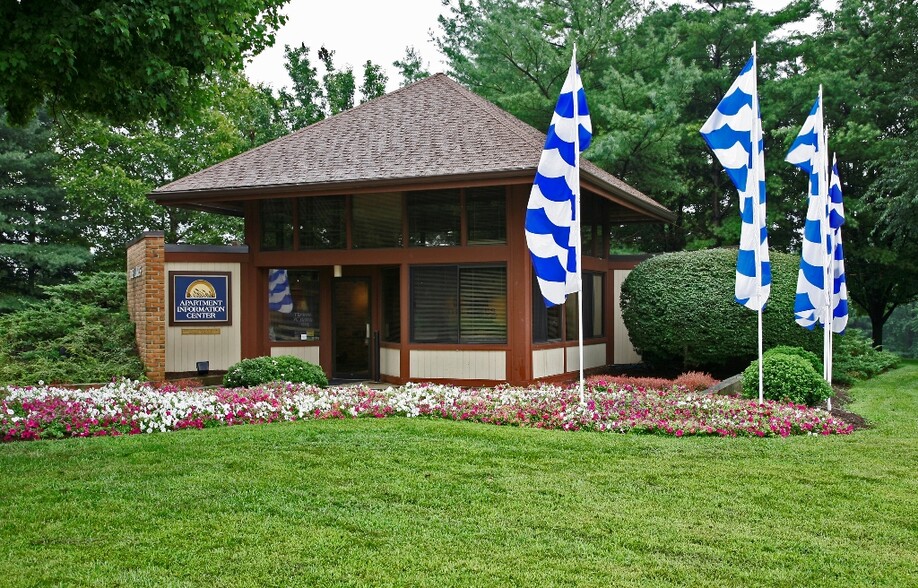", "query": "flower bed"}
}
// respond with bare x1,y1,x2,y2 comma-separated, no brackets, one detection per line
0,379,853,442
